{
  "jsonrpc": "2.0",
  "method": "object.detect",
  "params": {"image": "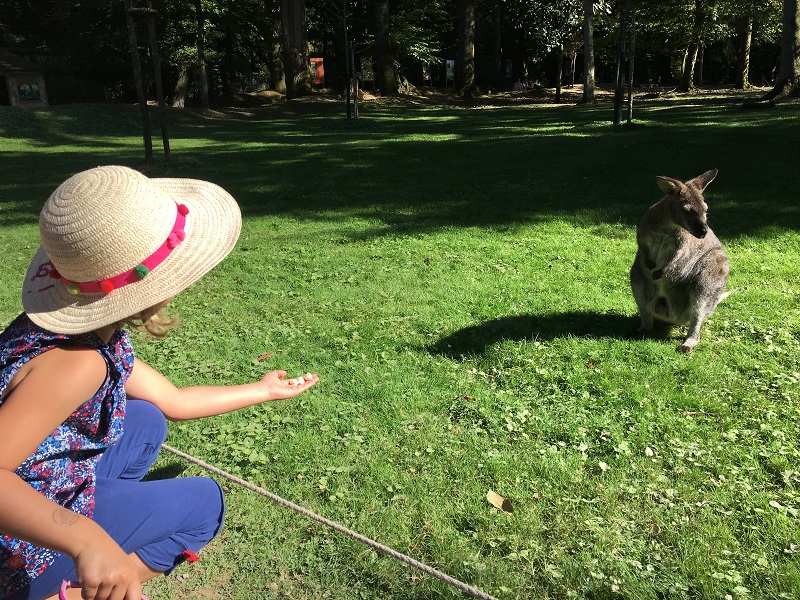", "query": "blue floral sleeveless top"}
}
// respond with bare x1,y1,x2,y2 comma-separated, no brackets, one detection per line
0,313,134,597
